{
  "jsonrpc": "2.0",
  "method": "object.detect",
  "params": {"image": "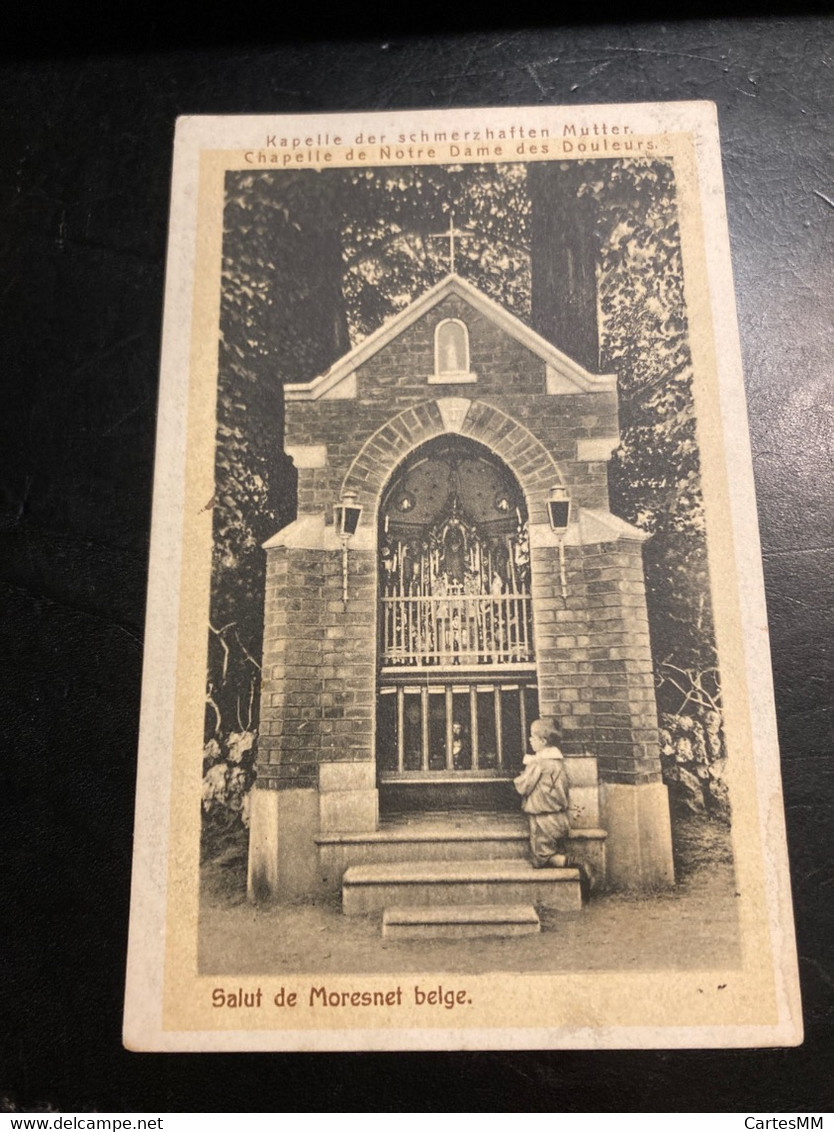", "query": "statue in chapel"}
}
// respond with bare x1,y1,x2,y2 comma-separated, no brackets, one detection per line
441,521,467,586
